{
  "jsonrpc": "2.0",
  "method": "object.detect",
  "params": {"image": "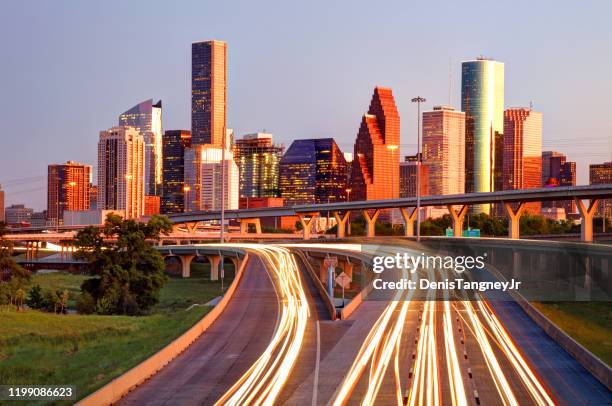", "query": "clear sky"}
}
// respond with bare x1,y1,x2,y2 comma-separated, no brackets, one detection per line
1,0,611,210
